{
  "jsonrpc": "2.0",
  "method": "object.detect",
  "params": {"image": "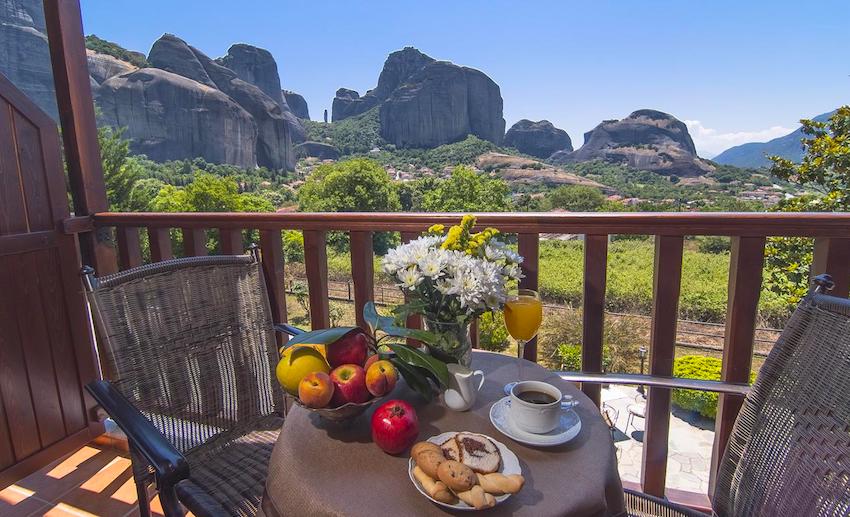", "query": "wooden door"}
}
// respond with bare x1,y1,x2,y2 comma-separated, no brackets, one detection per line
0,72,100,487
